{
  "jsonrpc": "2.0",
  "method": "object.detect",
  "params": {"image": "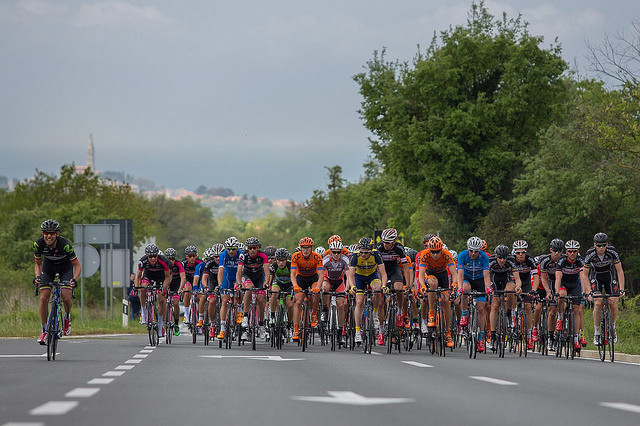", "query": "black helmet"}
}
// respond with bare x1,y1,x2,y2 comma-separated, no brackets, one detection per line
245,237,261,248
550,238,564,252
264,245,277,257
358,237,374,251
593,232,608,244
145,243,159,256
495,245,510,258
184,245,198,256
41,219,61,233
274,248,289,260
422,233,436,247
165,247,177,259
